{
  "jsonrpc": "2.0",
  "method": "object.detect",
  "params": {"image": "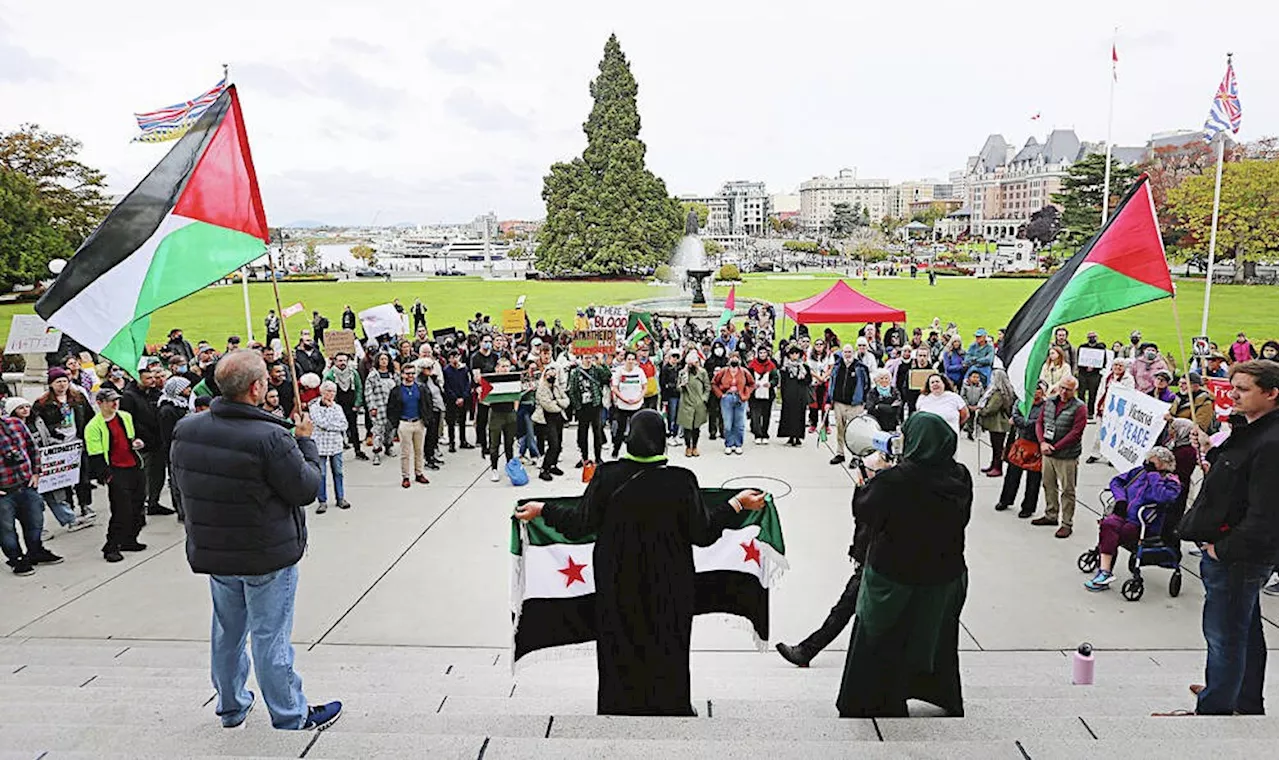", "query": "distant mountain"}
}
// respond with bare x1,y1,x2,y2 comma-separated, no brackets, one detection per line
282,219,329,229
